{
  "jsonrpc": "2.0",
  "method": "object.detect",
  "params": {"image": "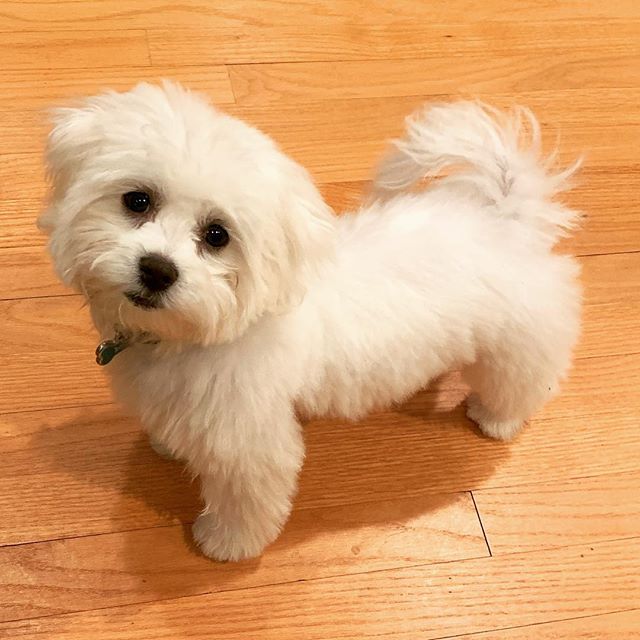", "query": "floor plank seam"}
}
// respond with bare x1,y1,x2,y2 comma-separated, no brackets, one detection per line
479,534,640,559
430,607,640,640
0,400,116,418
0,520,189,550
470,491,492,557
468,468,640,495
